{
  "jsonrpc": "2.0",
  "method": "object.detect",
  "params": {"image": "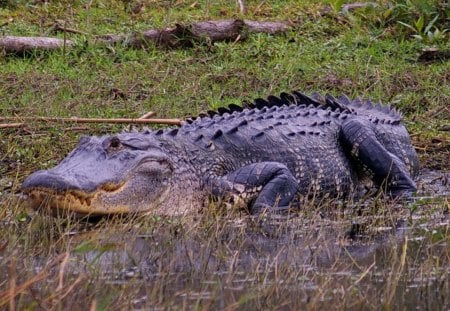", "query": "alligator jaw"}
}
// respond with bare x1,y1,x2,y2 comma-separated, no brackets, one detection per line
22,184,130,216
